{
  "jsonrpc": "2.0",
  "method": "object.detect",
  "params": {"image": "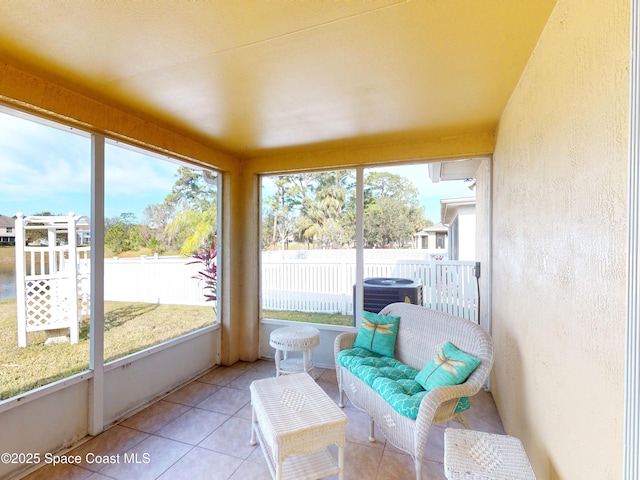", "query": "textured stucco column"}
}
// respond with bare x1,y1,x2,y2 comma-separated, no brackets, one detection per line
491,0,629,478
222,163,261,364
